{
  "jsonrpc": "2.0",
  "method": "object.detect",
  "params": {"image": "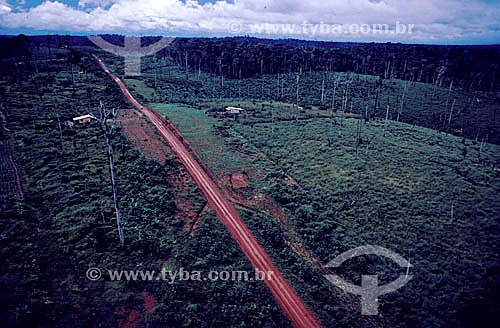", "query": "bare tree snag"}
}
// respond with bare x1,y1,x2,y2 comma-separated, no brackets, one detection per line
70,64,75,91
296,74,300,123
56,111,63,150
320,73,325,104
277,73,280,99
384,104,390,137
479,135,486,158
90,101,125,246
372,78,381,119
446,80,453,109
355,119,362,159
397,82,408,122
448,98,456,129
331,79,338,112
270,104,275,135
